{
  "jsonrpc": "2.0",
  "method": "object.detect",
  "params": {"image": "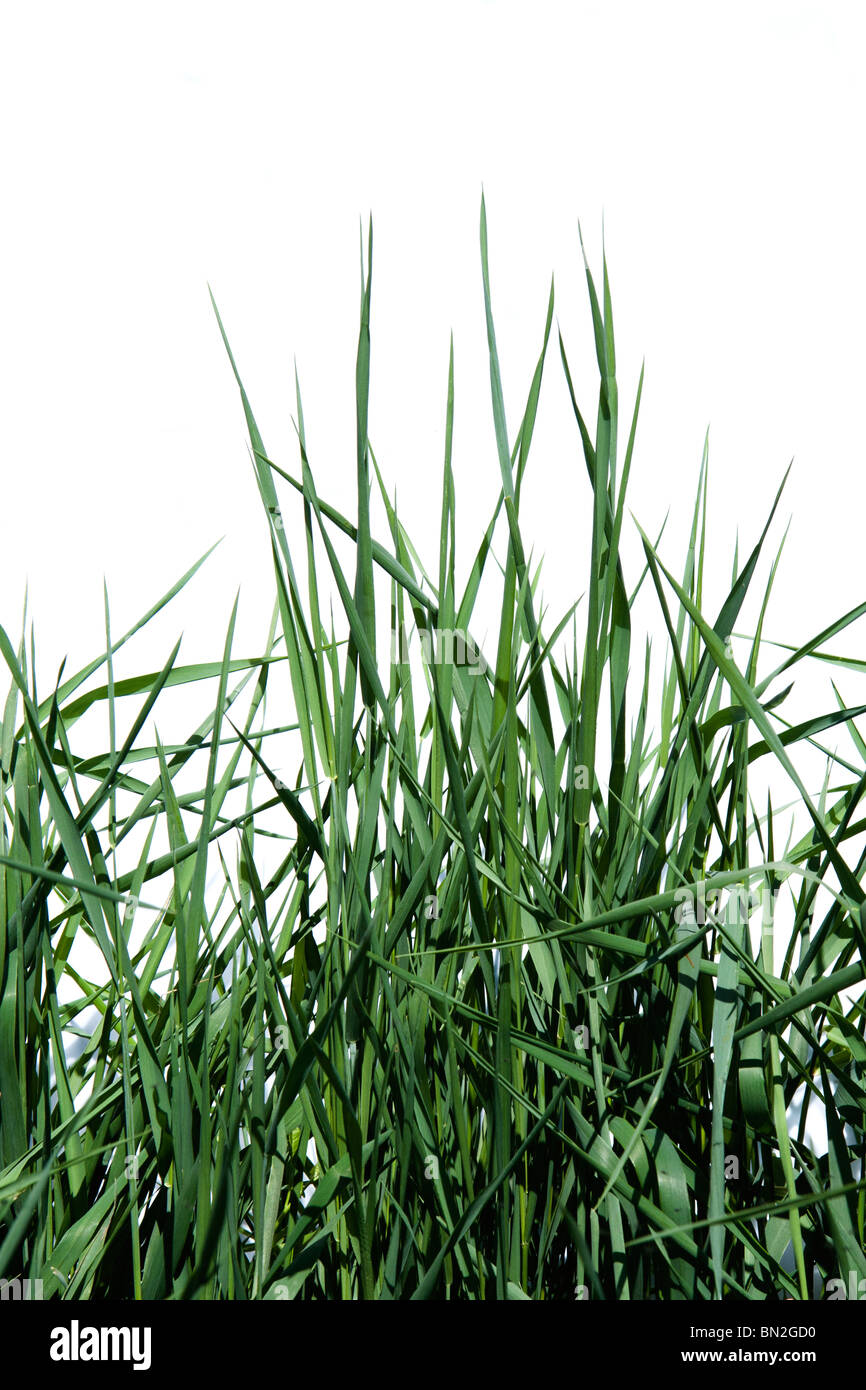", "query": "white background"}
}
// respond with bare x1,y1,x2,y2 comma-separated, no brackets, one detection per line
2,1,864,694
